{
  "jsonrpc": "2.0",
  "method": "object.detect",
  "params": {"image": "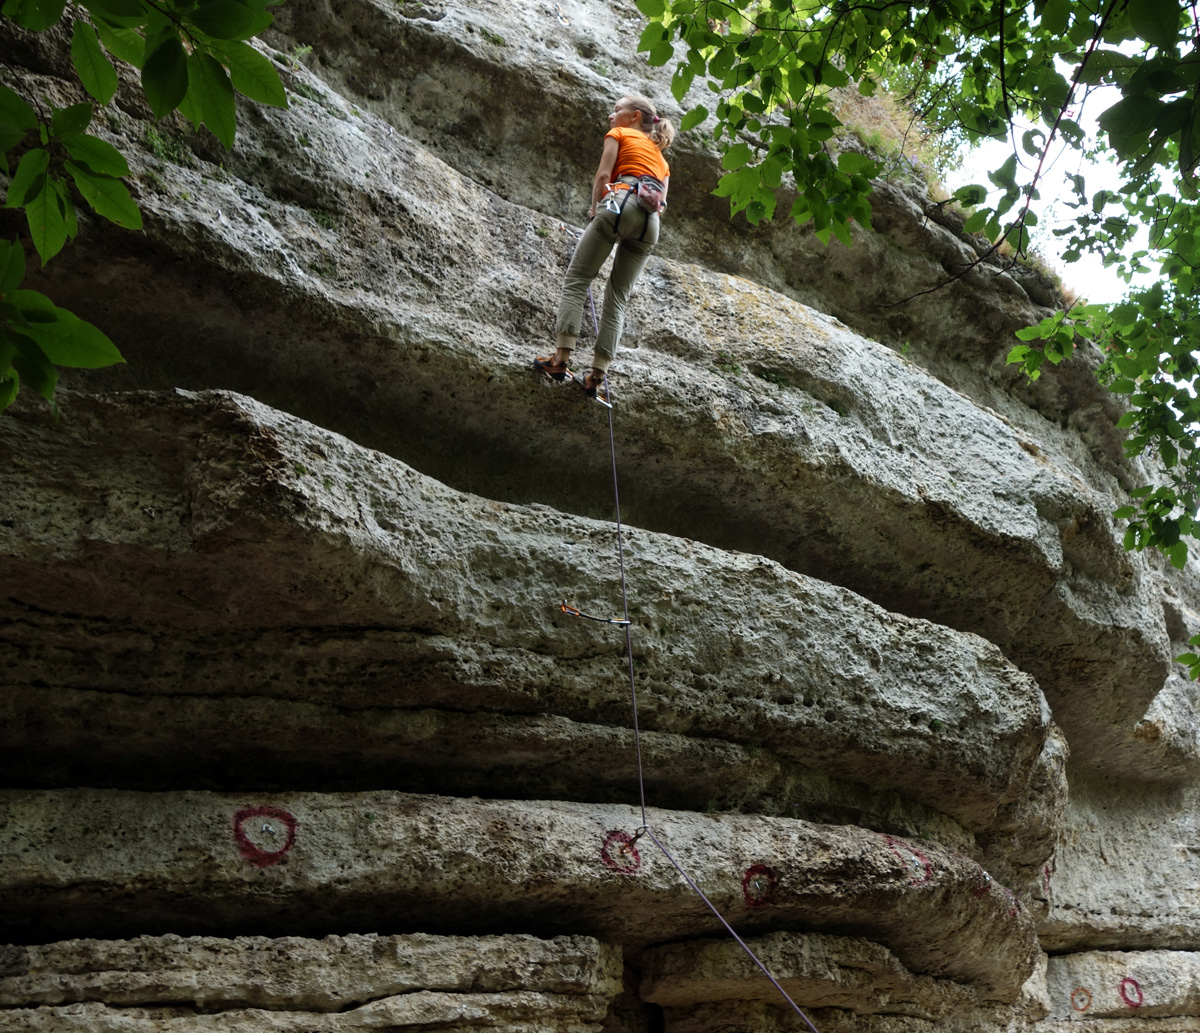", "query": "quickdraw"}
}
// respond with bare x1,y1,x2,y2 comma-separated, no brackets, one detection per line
560,600,631,627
